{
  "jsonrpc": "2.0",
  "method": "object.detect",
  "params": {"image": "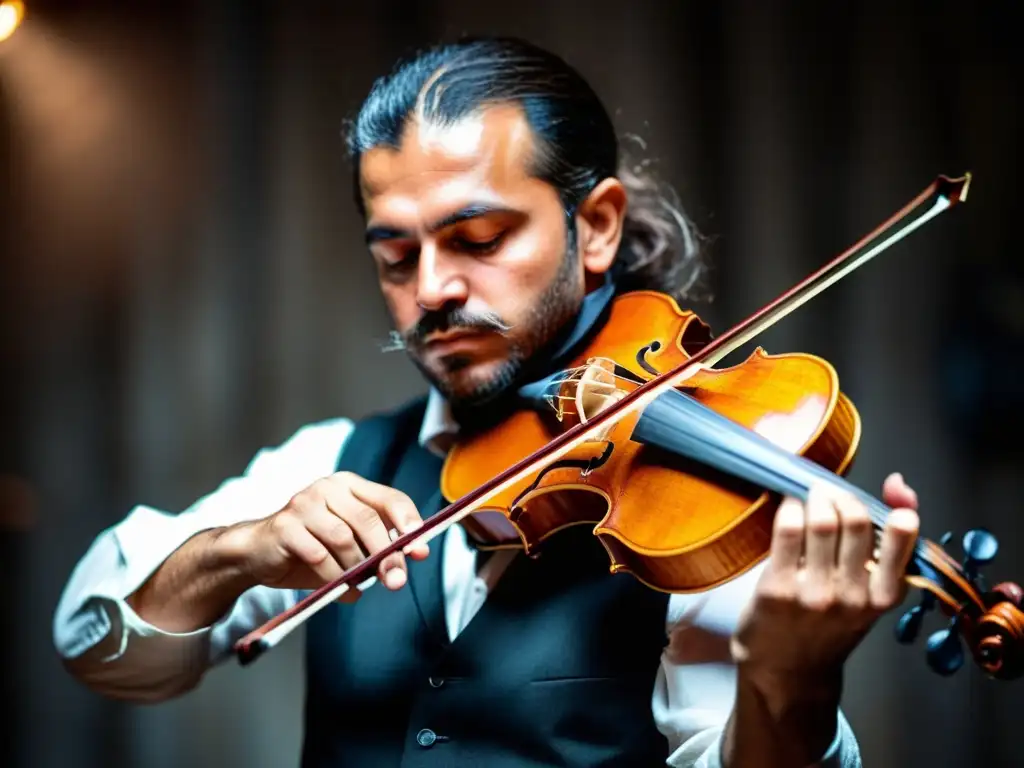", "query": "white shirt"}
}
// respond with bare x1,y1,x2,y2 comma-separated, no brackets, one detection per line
53,388,860,767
